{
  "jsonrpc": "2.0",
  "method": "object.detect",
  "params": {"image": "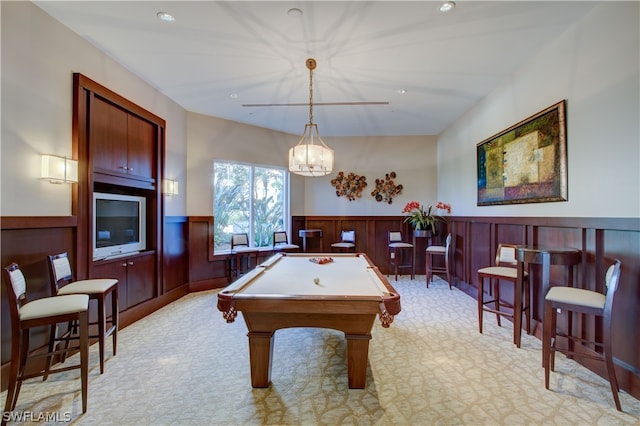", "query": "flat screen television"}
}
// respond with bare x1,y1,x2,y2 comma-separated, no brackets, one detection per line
93,192,146,260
